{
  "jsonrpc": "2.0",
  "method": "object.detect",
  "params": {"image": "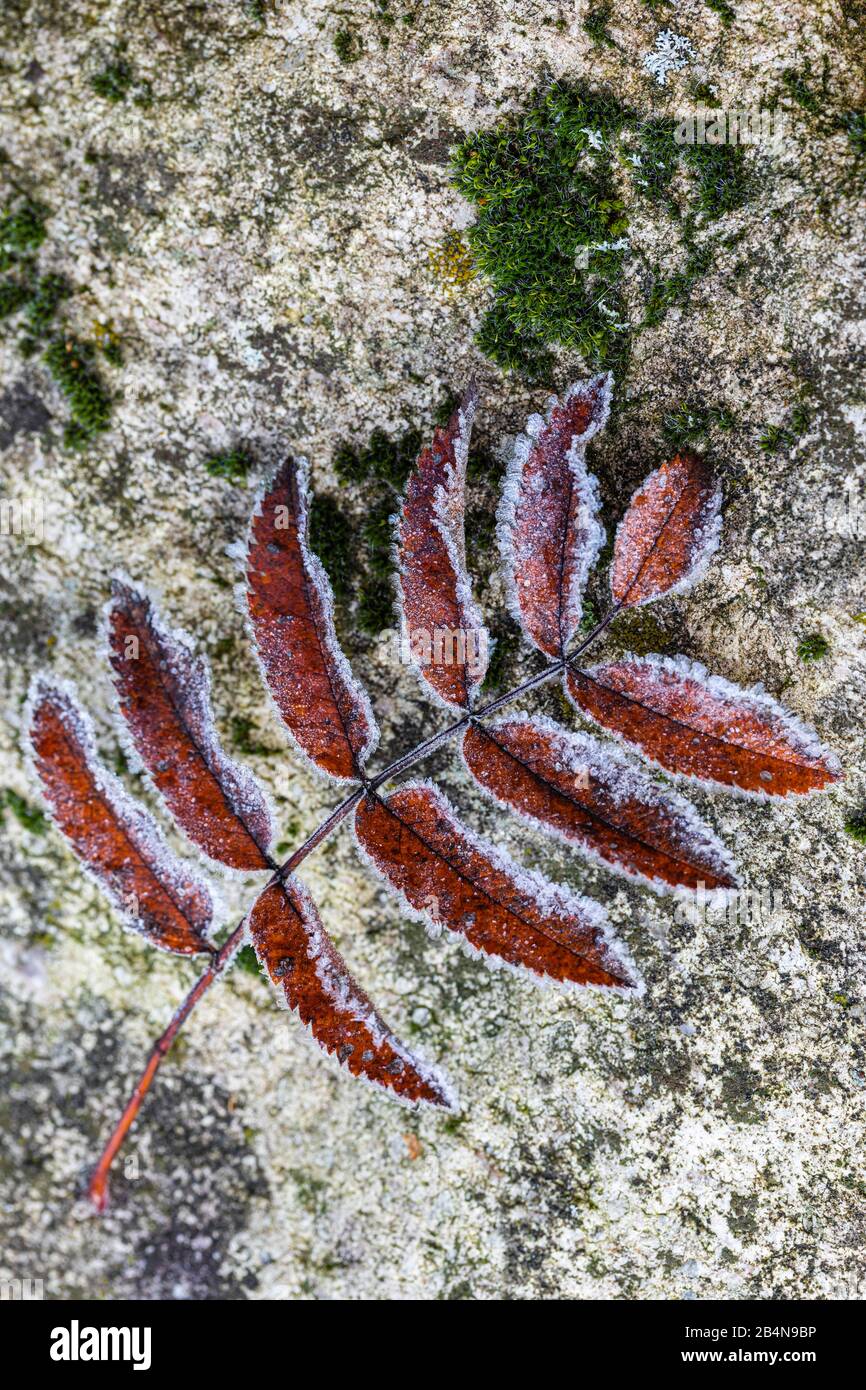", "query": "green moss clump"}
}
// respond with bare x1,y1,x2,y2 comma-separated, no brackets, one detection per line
663,400,736,446
451,82,755,378
704,0,735,22
235,944,260,975
366,427,420,489
583,4,615,47
310,424,429,643
643,241,714,329
235,943,267,978
43,336,113,443
308,493,354,606
362,496,397,578
681,141,752,218
0,277,30,319
779,58,865,160
632,117,681,204
90,61,134,103
328,425,422,635
797,633,829,663
230,716,270,756
332,441,368,485
334,27,363,63
26,273,70,334
0,199,47,252
204,449,250,484
782,65,824,118
1,201,120,444
356,576,395,635
3,789,47,834
843,110,866,158
356,496,397,634
333,427,420,490
759,403,811,453
101,339,124,367
474,304,554,377
465,502,496,553
758,424,787,452
843,815,866,846
452,84,632,375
